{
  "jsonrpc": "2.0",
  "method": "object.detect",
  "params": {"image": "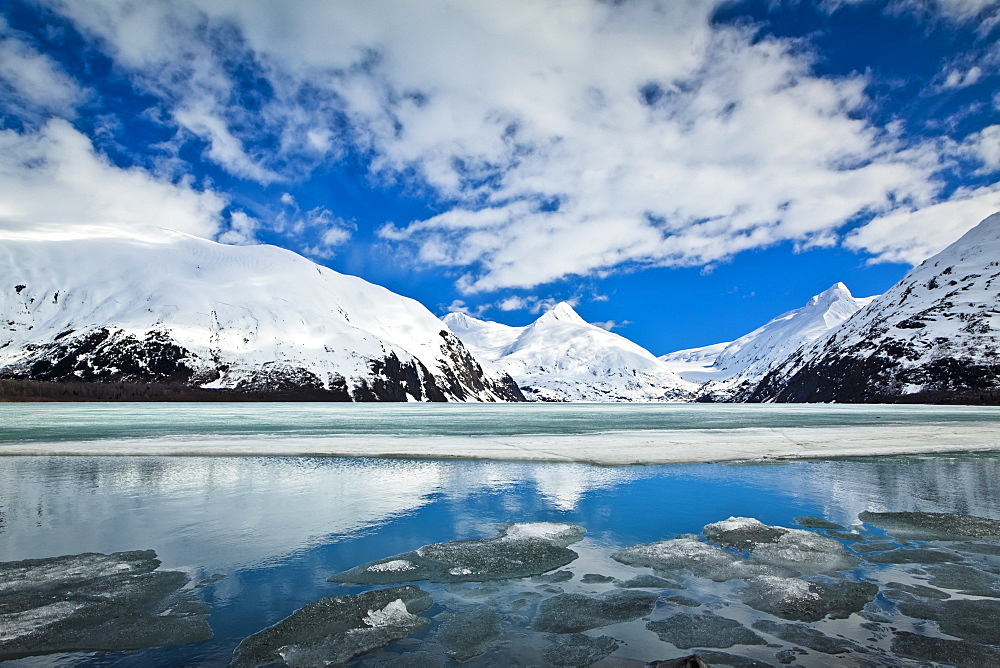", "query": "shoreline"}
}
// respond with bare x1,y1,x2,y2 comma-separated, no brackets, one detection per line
4,423,999,465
